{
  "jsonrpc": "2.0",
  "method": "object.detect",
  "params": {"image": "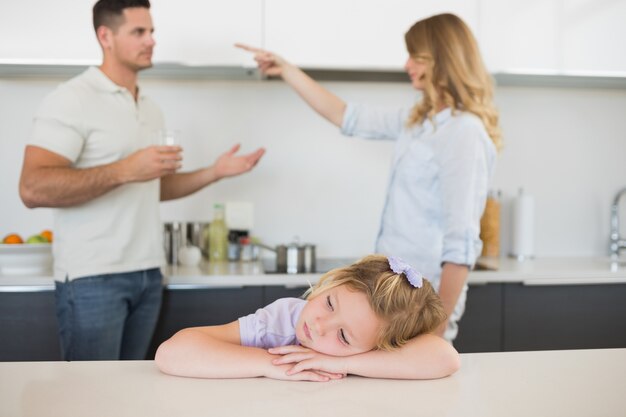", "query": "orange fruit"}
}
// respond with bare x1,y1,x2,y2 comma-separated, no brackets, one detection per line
3,233,24,244
40,230,53,243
